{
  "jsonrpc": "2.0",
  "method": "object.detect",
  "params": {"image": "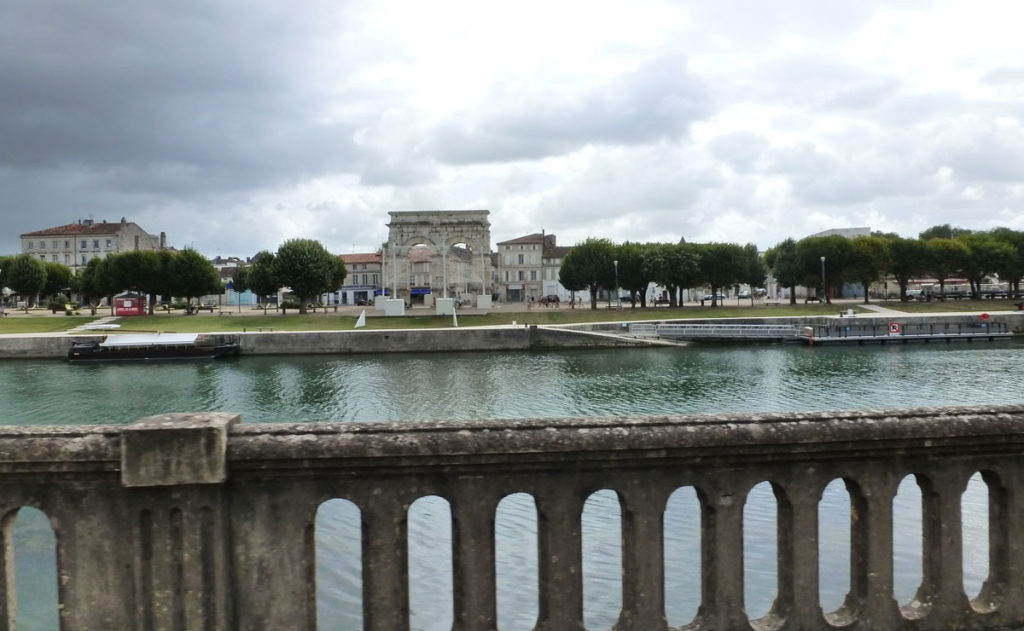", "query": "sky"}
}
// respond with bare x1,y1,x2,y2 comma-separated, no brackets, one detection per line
4,0,1024,258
